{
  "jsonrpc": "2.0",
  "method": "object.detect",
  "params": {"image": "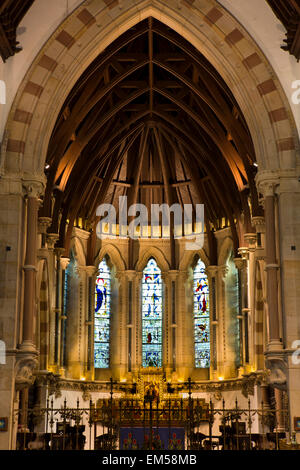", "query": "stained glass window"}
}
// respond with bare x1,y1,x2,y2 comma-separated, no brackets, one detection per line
194,259,210,368
142,258,162,368
94,258,111,368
